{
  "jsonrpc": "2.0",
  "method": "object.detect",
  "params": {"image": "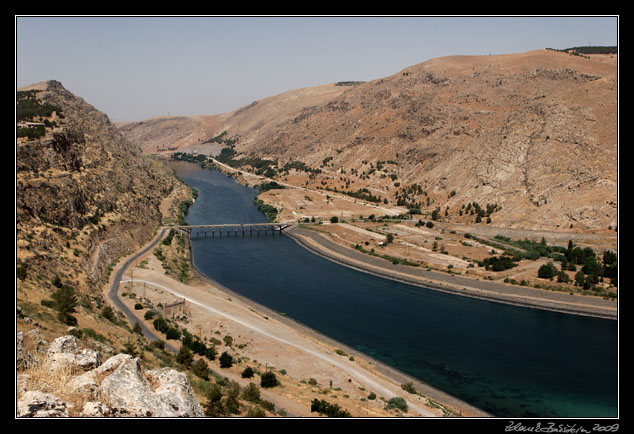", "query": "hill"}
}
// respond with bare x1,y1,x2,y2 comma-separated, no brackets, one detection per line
16,80,195,353
120,49,617,232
